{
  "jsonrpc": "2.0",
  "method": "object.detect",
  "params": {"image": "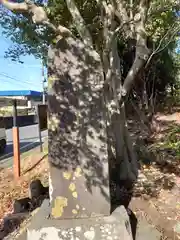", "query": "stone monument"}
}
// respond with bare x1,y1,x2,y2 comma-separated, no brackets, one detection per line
27,36,133,240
